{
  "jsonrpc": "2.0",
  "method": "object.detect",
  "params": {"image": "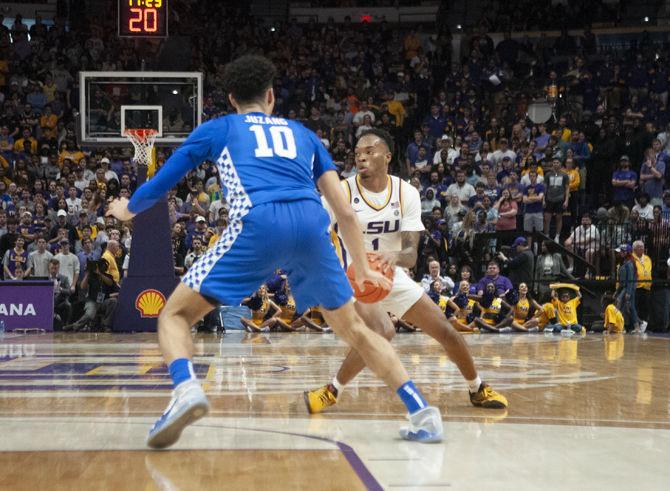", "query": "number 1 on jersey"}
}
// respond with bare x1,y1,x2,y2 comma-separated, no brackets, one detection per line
371,238,380,251
249,125,297,159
